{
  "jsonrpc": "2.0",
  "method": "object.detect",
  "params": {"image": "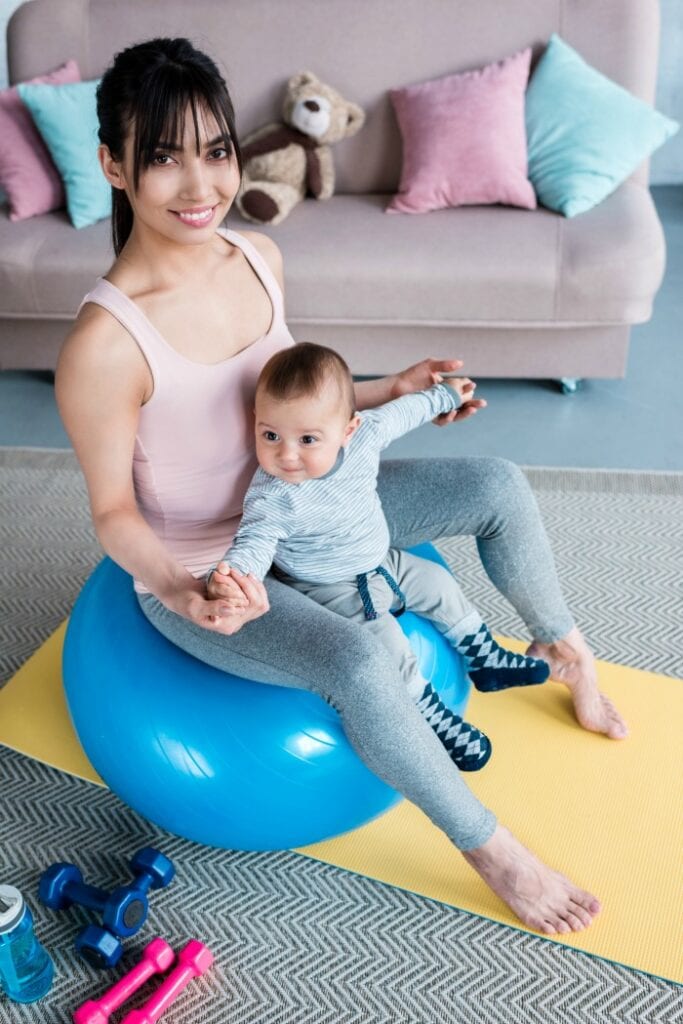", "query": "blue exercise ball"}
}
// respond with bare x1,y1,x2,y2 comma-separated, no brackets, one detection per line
63,544,470,851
